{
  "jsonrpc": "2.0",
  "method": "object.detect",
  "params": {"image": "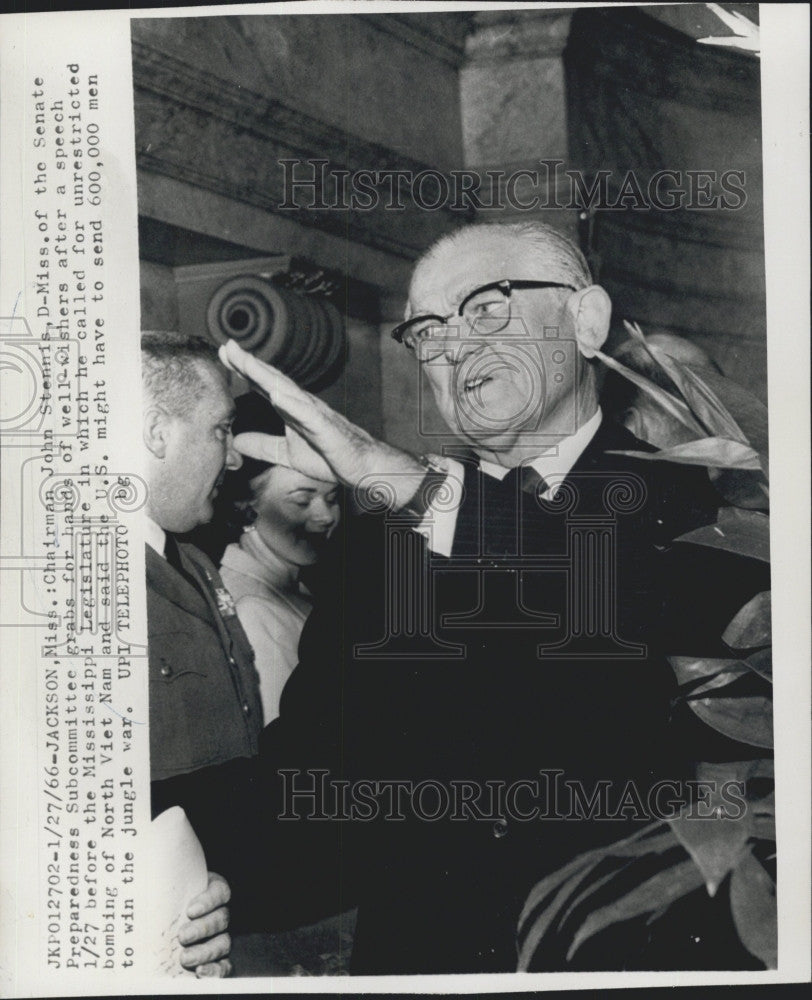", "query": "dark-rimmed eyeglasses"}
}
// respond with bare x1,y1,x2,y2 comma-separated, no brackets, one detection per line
391,279,577,353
